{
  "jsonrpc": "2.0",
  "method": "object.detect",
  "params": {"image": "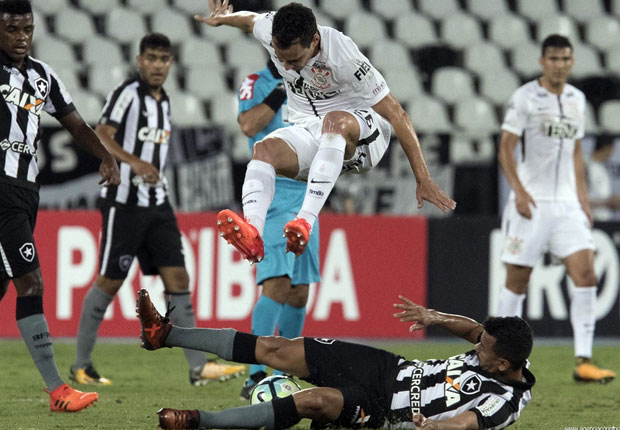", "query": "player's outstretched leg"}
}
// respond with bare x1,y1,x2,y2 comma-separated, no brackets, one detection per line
46,383,98,412
283,218,311,256
217,209,264,263
136,289,172,350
